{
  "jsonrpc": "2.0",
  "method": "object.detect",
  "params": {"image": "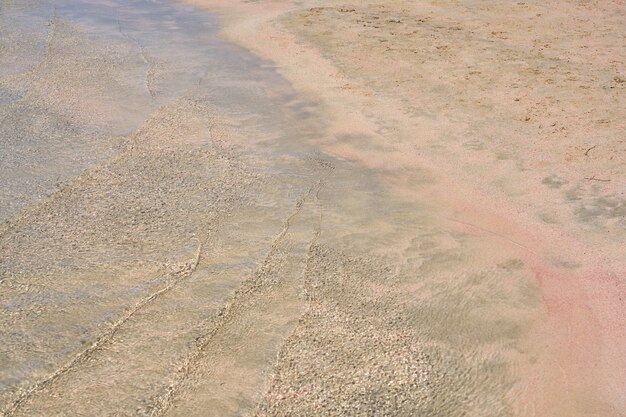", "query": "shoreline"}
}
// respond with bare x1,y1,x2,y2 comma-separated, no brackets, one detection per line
183,0,626,415
1,0,623,414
